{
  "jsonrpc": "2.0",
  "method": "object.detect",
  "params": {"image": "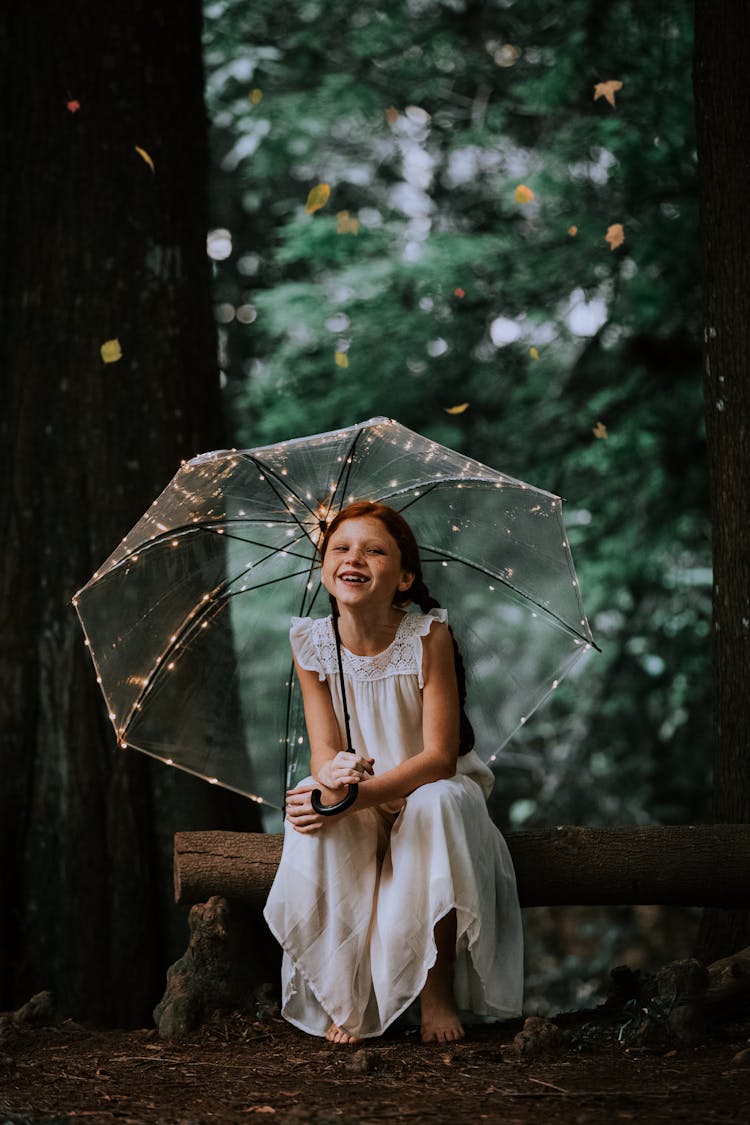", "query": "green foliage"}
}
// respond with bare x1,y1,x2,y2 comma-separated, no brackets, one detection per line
204,0,709,828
